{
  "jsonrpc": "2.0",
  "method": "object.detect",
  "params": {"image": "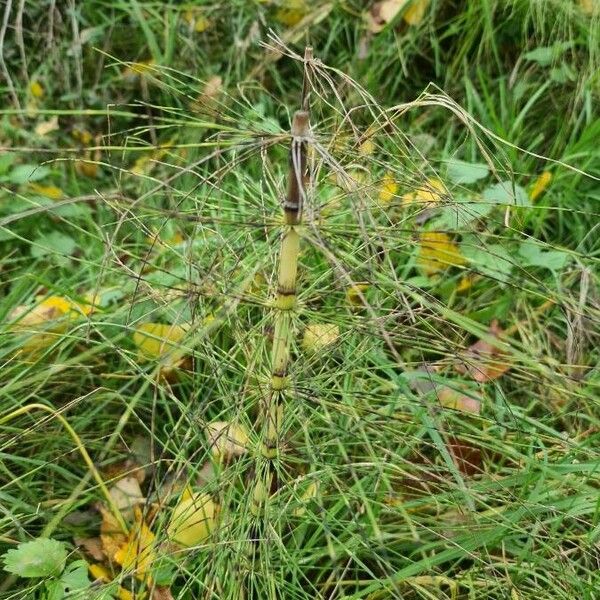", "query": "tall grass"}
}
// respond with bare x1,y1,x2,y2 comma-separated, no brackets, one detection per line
0,2,599,599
